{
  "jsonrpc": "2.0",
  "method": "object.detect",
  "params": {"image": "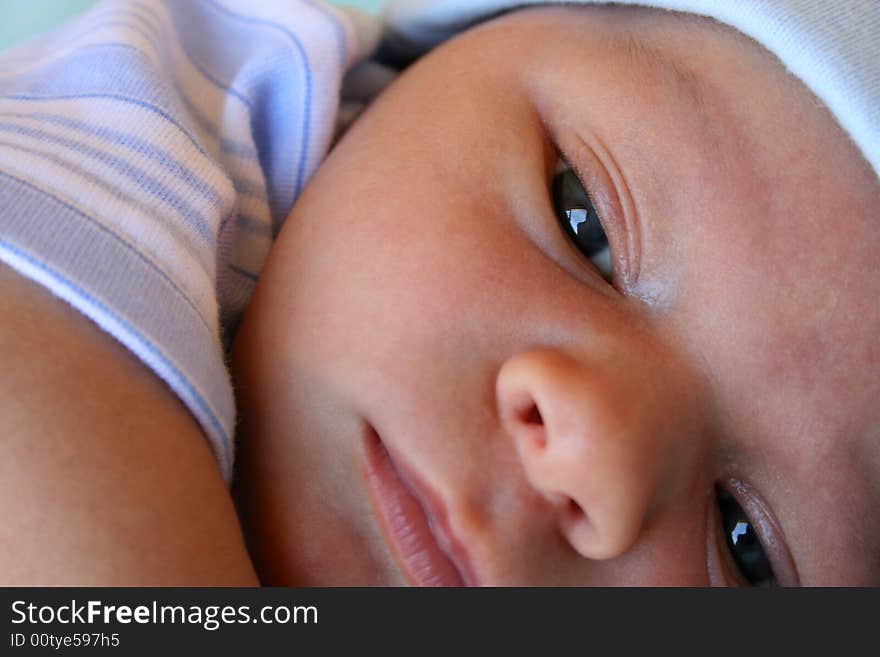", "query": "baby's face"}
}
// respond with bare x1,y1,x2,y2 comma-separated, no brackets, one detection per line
232,6,880,585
